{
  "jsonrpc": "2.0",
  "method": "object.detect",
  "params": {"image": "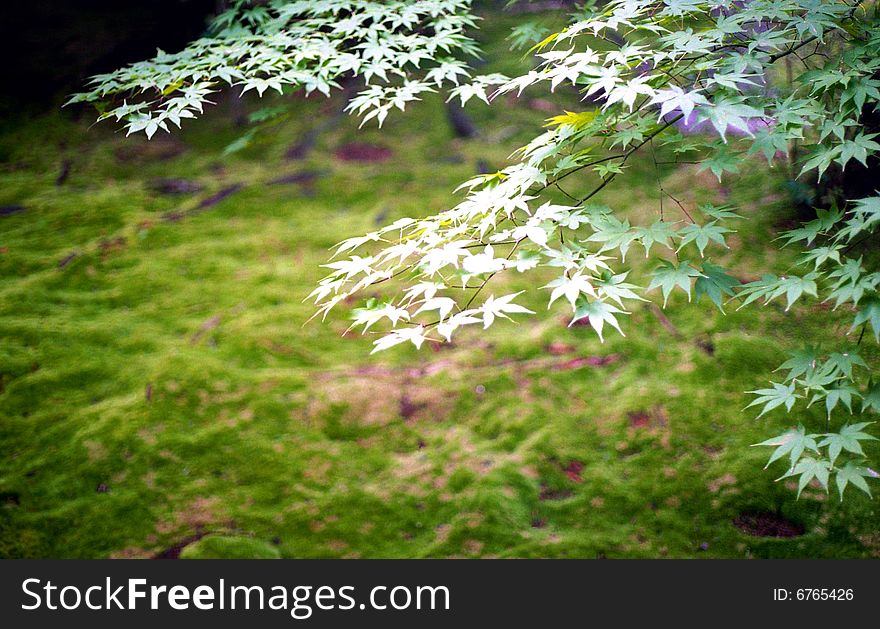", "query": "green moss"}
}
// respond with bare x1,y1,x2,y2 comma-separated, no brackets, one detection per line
0,7,877,560
180,535,281,560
